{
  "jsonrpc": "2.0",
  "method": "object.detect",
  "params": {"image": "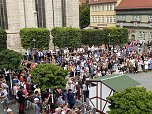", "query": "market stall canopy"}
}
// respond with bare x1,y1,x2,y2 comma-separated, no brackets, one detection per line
88,74,140,91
